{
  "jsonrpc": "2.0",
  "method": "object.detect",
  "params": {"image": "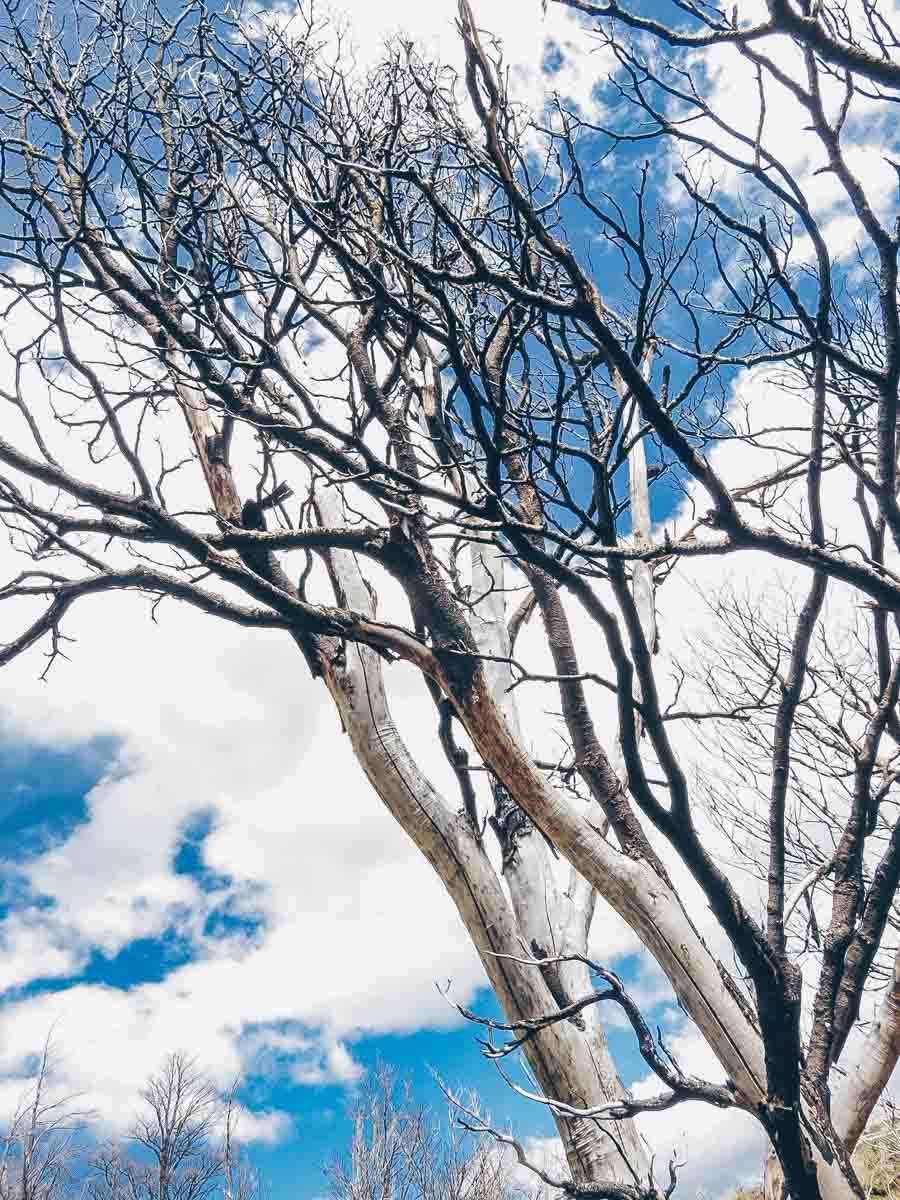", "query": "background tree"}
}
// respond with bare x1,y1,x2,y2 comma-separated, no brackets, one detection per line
0,1052,527,1200
0,1038,88,1200
87,1054,254,1200
325,1065,523,1200
0,0,898,1196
